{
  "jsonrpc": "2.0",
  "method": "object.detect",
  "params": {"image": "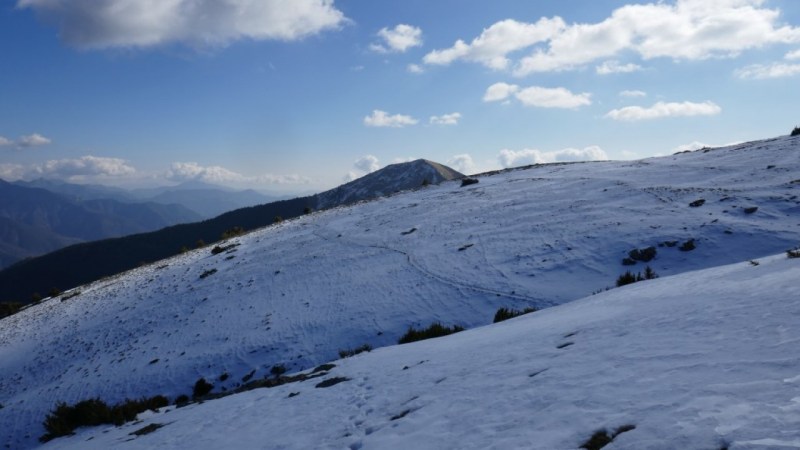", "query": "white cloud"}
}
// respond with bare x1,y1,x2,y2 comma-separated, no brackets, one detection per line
673,141,711,153
483,82,520,102
353,155,380,174
0,164,25,180
364,110,418,128
596,60,643,74
407,63,424,74
0,157,134,181
498,146,608,168
17,0,347,49
606,101,721,121
34,155,137,180
17,133,52,148
167,162,244,183
735,62,800,79
429,112,461,126
483,83,591,109
423,18,566,70
447,154,476,174
515,86,591,109
786,49,800,60
167,161,309,185
345,155,381,182
619,90,647,97
422,1,800,76
0,136,12,147
370,24,422,53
